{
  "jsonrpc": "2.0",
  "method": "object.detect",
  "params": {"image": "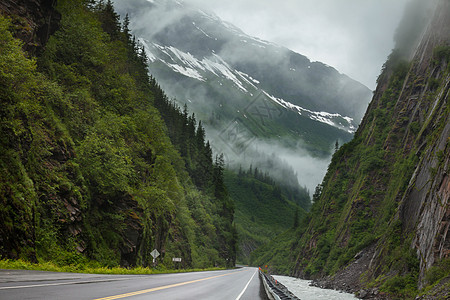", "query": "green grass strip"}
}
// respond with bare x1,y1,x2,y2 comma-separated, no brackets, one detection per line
0,259,226,275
